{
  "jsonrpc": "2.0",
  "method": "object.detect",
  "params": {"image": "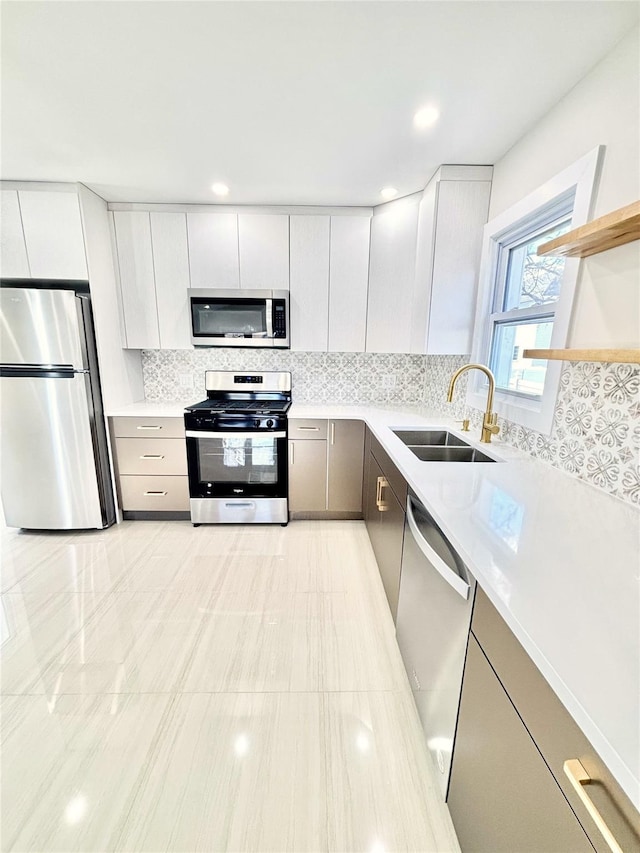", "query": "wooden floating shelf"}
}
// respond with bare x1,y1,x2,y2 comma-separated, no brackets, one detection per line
537,200,640,258
523,348,640,364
